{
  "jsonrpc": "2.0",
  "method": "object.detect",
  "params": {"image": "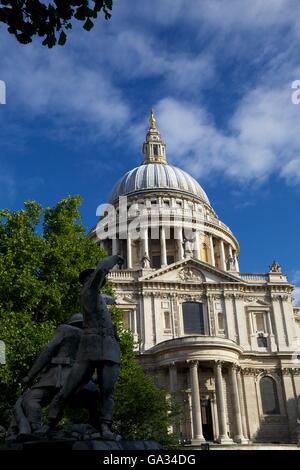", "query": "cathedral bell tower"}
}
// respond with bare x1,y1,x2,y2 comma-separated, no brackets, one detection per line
142,109,167,165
